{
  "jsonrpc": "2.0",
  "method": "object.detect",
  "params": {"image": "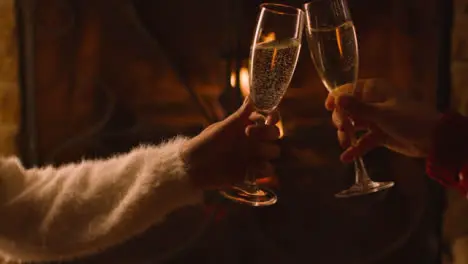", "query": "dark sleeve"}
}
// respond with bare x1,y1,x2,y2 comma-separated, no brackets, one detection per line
426,112,468,196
